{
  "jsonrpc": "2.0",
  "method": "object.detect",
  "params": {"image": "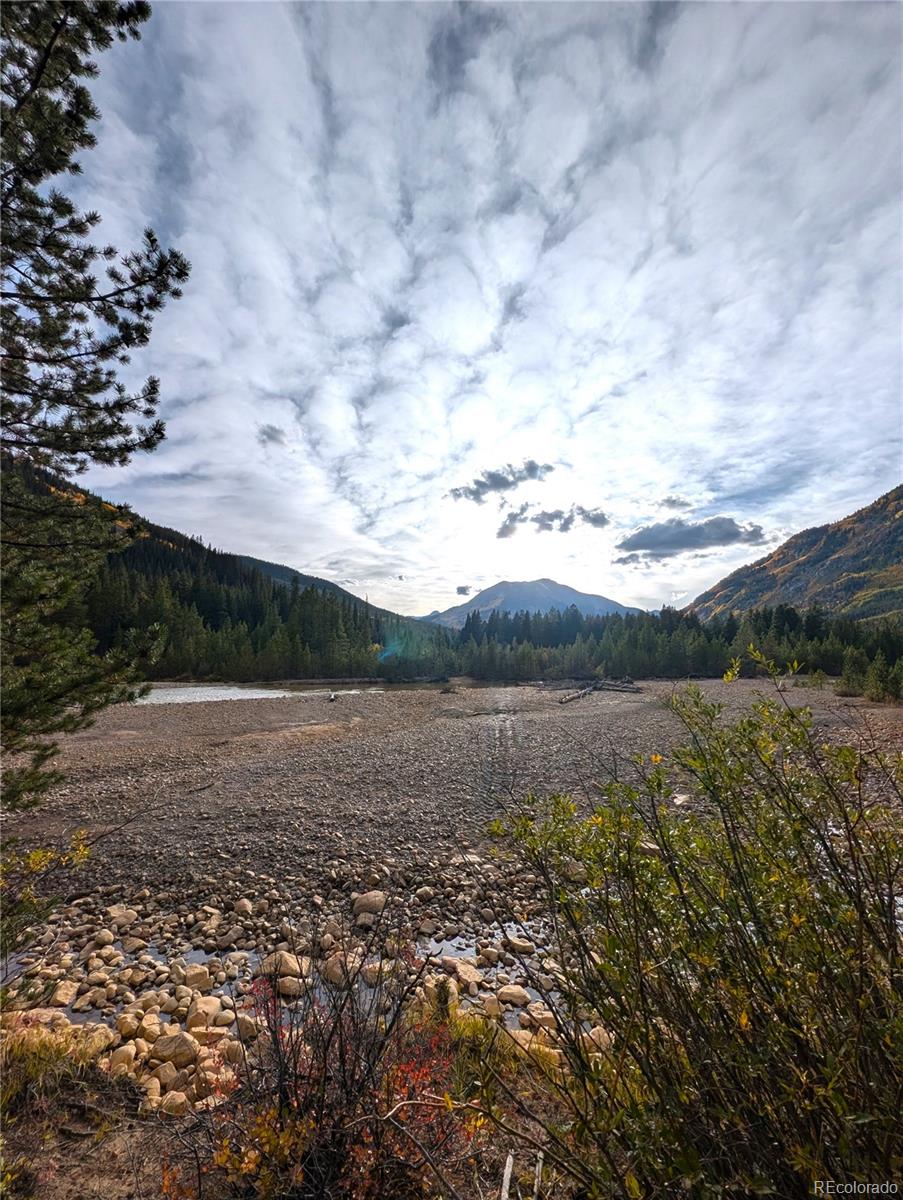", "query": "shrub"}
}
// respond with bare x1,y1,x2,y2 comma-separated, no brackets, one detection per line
0,831,89,1004
494,661,903,1197
0,1016,118,1194
174,920,486,1199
